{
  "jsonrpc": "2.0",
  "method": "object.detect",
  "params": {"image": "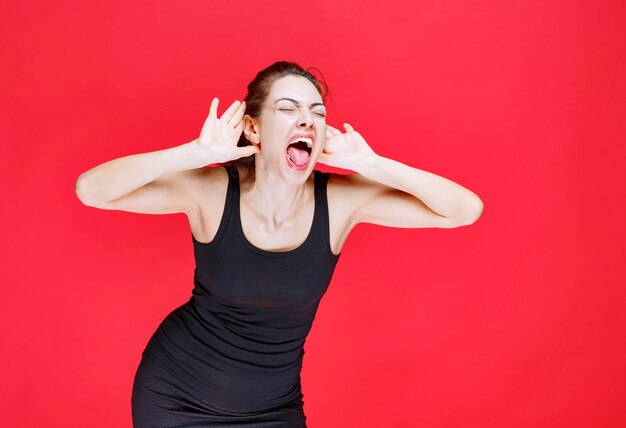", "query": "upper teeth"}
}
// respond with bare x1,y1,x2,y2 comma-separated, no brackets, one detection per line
291,137,313,148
